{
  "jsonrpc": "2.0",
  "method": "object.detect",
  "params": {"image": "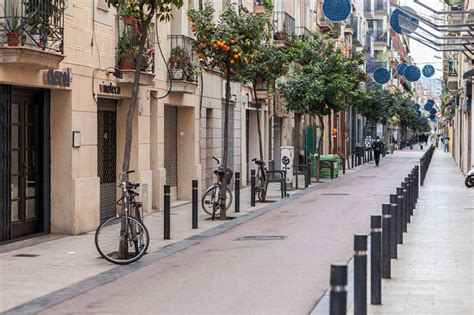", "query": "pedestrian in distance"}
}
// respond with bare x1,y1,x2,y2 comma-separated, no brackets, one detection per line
371,136,385,167
444,136,449,153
